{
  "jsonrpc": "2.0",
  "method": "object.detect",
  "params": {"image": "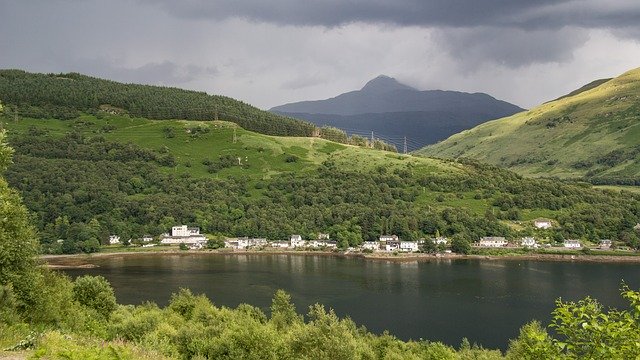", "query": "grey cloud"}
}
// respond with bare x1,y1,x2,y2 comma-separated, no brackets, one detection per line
436,27,590,68
139,0,640,32
70,59,218,87
281,75,331,90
